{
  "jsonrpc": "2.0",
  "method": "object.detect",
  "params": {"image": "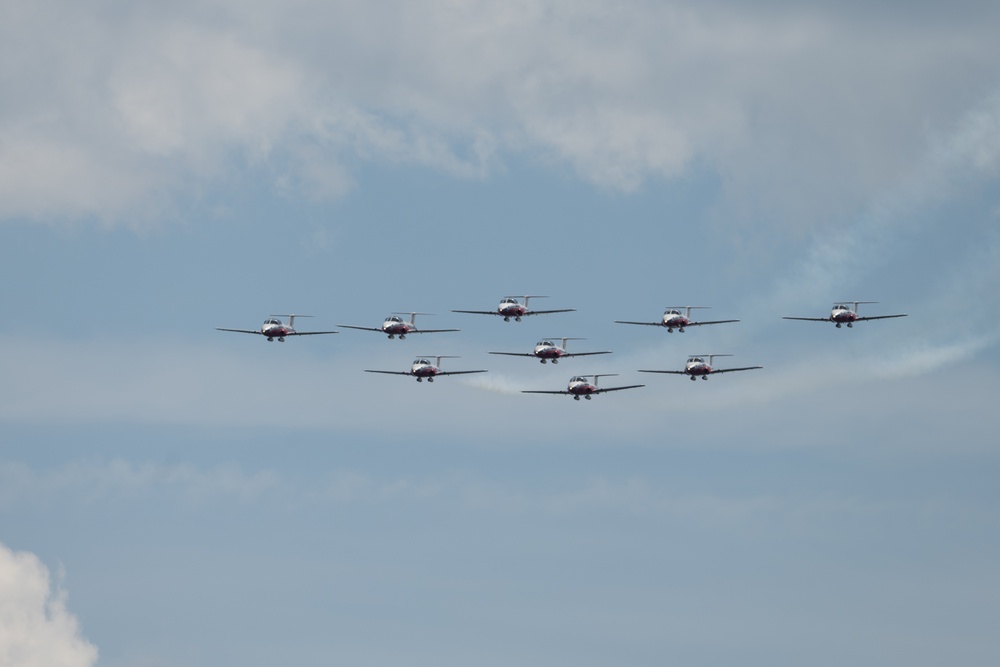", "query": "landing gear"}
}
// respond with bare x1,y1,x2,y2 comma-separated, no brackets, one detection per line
574,395,580,400
267,338,274,342
690,376,696,381
847,323,853,328
388,334,395,339
836,323,842,328
399,334,406,339
278,337,285,342
515,316,522,322
679,327,685,333
540,359,547,364
702,375,708,380
428,377,434,382
585,395,591,400
667,328,674,333
551,359,558,364
416,377,423,382
503,316,510,322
